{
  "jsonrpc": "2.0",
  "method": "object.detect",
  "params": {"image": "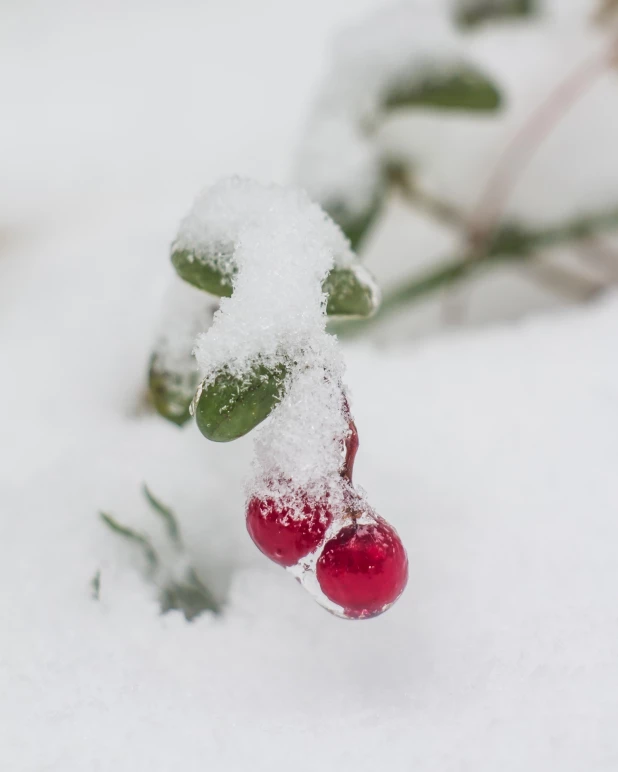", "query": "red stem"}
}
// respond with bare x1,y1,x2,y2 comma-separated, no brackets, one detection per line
471,48,613,246
340,396,359,484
